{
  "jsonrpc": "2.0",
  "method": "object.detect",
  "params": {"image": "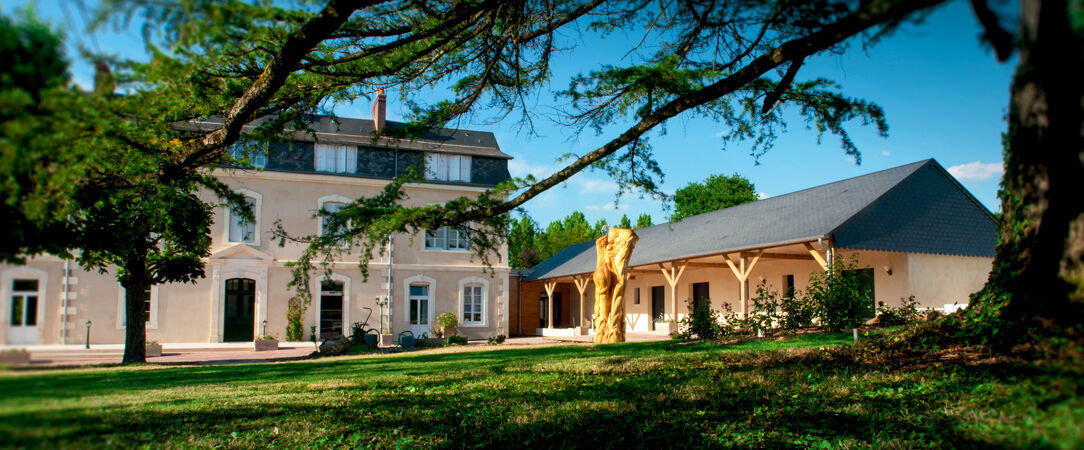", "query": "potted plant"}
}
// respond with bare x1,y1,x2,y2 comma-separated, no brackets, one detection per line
654,315,677,334
145,340,162,357
255,334,279,351
438,312,458,338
